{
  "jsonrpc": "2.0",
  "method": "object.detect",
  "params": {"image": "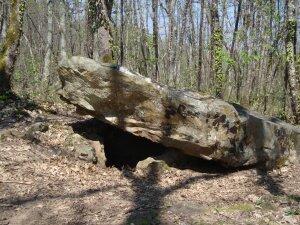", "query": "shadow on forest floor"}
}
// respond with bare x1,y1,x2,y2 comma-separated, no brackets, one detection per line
0,94,39,130
121,165,223,225
70,117,288,224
